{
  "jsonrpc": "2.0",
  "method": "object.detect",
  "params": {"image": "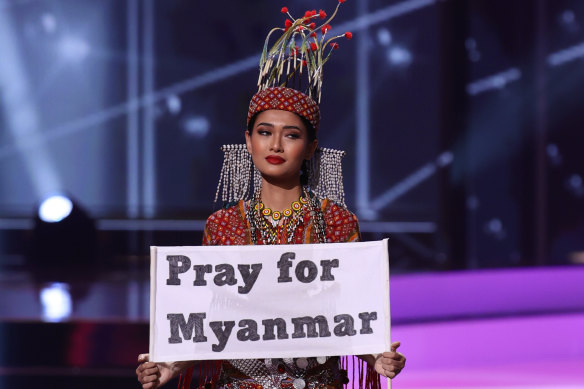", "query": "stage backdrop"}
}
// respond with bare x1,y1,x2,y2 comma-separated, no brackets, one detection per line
149,240,390,362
